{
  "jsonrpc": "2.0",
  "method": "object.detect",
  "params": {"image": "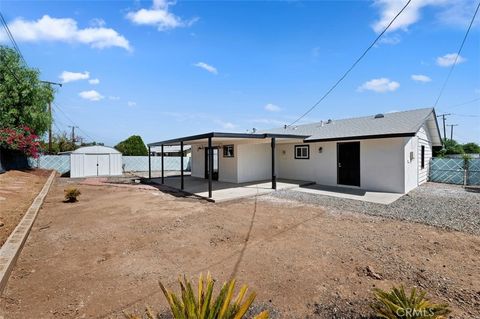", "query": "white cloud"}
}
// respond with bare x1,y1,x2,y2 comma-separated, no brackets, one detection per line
126,0,197,31
372,0,477,35
372,0,448,33
250,118,285,126
411,74,432,82
357,78,400,93
264,103,281,112
436,53,466,67
0,15,131,51
127,101,137,107
59,71,90,83
215,120,236,130
378,34,401,45
194,62,218,74
79,90,104,101
88,78,100,85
